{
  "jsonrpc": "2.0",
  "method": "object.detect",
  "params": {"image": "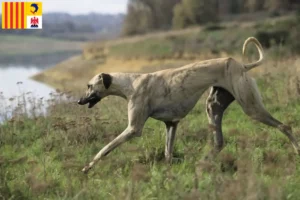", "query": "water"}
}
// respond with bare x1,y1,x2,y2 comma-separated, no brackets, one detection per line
0,66,54,99
0,50,81,122
0,65,55,122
